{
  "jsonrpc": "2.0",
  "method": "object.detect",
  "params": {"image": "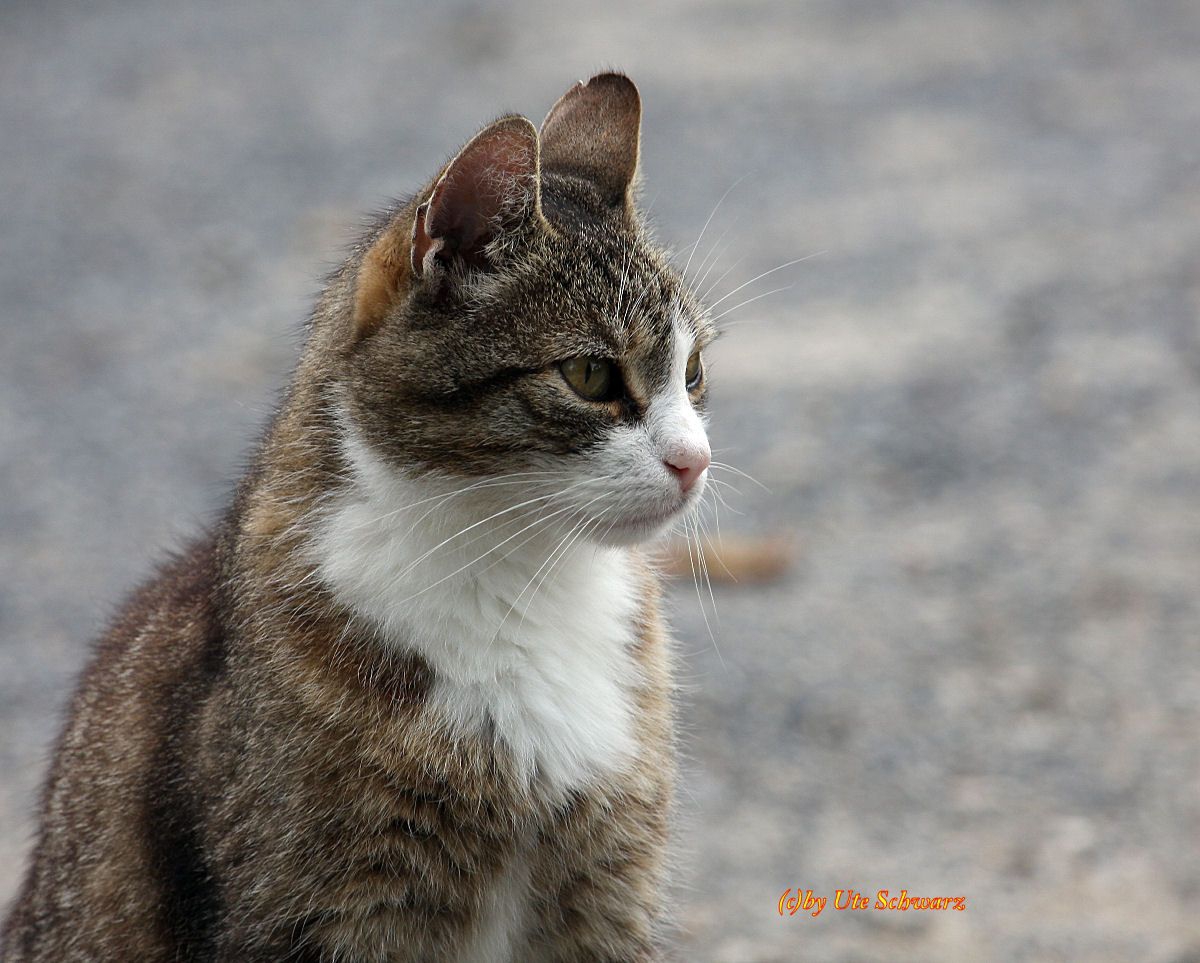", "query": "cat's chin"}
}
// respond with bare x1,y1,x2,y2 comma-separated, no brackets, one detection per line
588,508,682,547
